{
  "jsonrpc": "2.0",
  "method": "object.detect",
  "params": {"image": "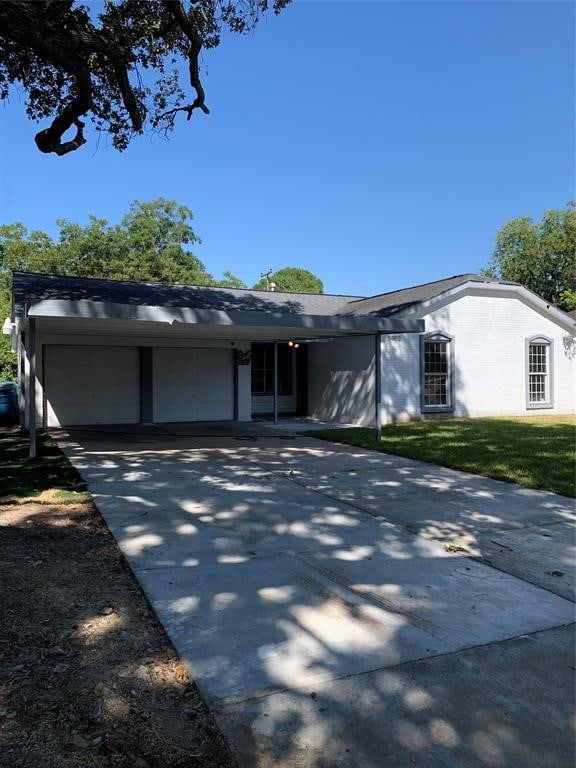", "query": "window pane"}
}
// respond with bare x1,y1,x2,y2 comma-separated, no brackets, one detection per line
425,342,448,374
529,374,547,402
528,343,549,403
529,344,547,374
425,374,447,406
251,345,270,394
423,339,450,407
251,370,266,394
278,345,293,396
251,343,293,395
